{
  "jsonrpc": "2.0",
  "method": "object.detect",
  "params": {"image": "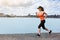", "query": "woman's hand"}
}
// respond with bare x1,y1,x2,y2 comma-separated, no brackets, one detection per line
36,12,39,18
